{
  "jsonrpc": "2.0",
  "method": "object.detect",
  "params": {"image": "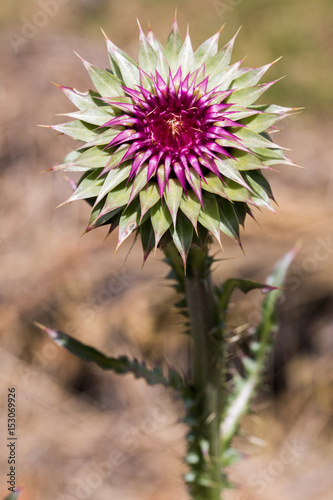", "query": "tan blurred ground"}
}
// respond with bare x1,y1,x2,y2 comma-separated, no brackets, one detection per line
0,1,333,499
